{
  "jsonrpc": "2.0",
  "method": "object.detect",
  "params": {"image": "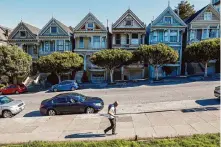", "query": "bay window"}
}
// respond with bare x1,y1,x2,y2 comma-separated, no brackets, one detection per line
65,40,70,51
152,31,158,42
202,29,208,39
131,33,139,45
164,31,168,42
101,37,106,48
190,30,196,41
116,34,121,45
209,29,217,38
93,36,100,48
45,41,50,52
79,37,84,48
170,30,178,42
57,40,64,51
